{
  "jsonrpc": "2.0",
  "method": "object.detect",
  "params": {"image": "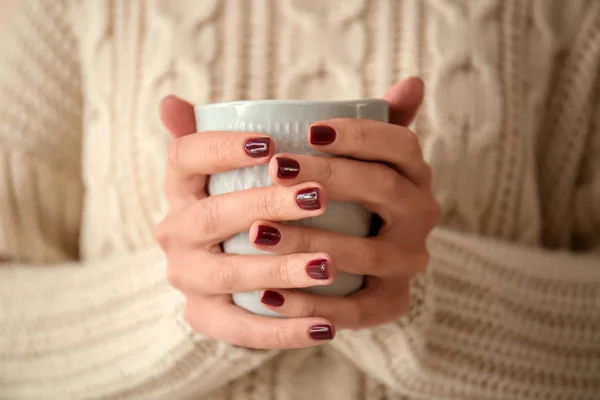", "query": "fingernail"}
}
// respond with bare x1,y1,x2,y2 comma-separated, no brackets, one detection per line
296,188,321,210
309,324,334,340
310,125,336,145
245,138,271,158
255,225,281,246
261,290,285,307
276,157,300,179
307,259,329,280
